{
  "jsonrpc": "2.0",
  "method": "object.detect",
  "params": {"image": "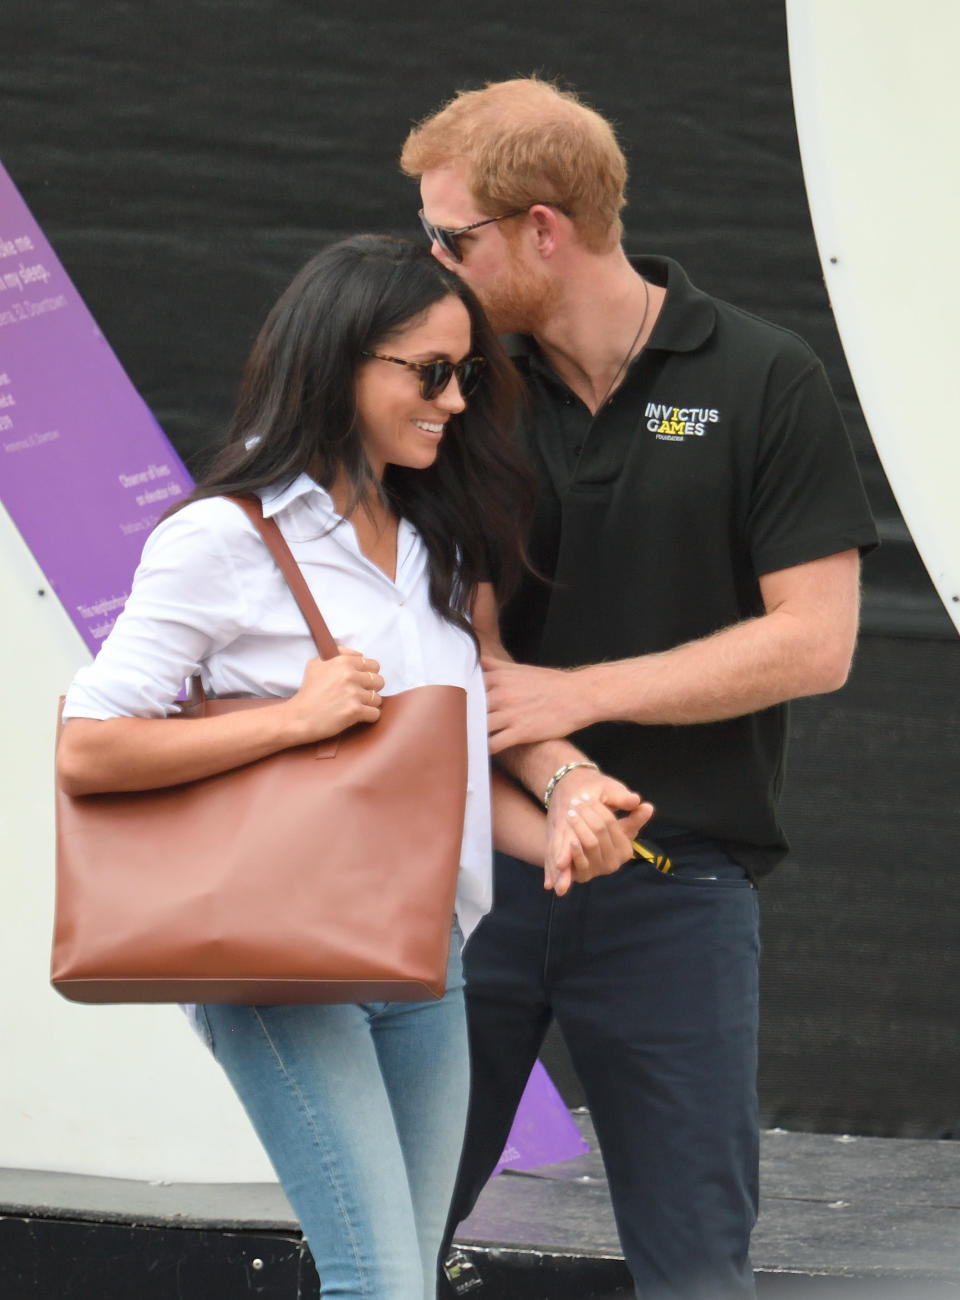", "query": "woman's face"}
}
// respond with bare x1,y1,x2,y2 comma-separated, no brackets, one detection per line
355,294,473,479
